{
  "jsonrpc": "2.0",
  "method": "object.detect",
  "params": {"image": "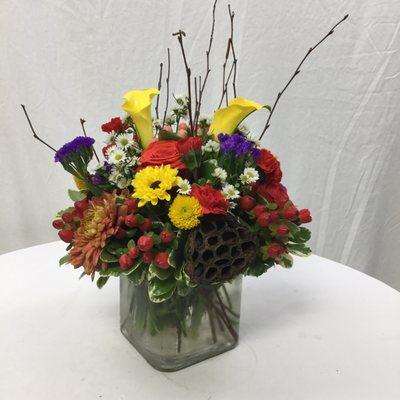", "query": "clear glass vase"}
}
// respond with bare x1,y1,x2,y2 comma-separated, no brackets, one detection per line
120,275,242,371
